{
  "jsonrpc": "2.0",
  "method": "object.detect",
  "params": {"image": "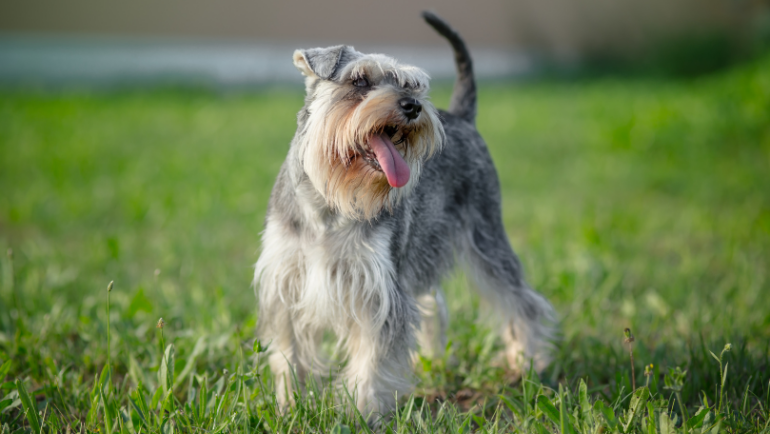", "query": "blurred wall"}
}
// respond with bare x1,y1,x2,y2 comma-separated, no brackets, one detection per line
0,0,514,46
509,0,761,61
0,0,759,59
